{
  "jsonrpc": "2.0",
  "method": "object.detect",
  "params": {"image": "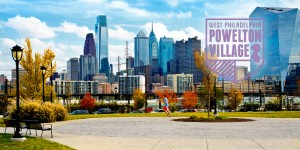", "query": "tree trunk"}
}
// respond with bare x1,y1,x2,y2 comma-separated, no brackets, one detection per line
208,89,210,118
